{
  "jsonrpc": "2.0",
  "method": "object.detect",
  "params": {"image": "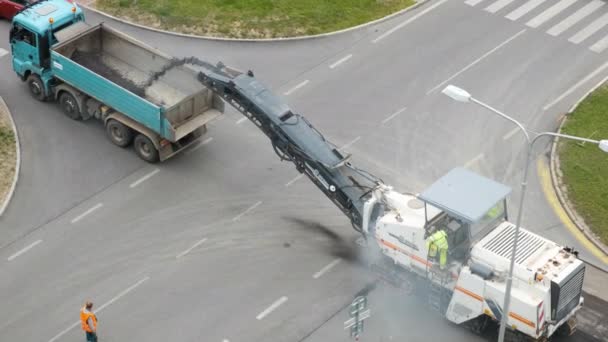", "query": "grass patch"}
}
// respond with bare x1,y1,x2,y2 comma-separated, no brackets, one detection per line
559,84,608,245
95,0,416,38
0,106,16,207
